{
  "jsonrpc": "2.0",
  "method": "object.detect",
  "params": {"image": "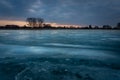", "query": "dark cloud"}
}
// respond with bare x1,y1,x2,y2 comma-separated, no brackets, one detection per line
0,0,120,26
